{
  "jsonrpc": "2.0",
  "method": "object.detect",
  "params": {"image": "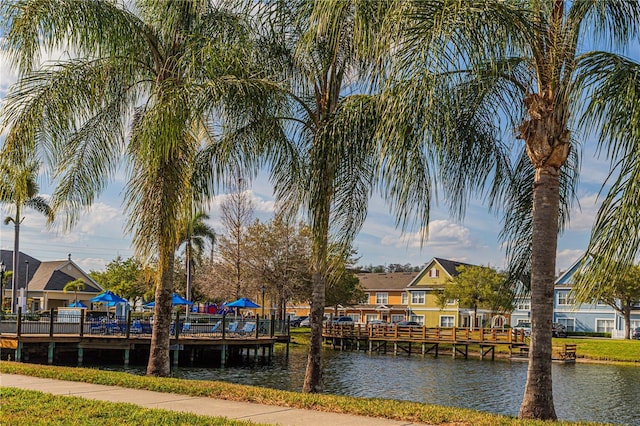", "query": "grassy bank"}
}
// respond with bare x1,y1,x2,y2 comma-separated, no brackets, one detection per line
1,387,263,426
559,338,640,363
1,362,602,426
